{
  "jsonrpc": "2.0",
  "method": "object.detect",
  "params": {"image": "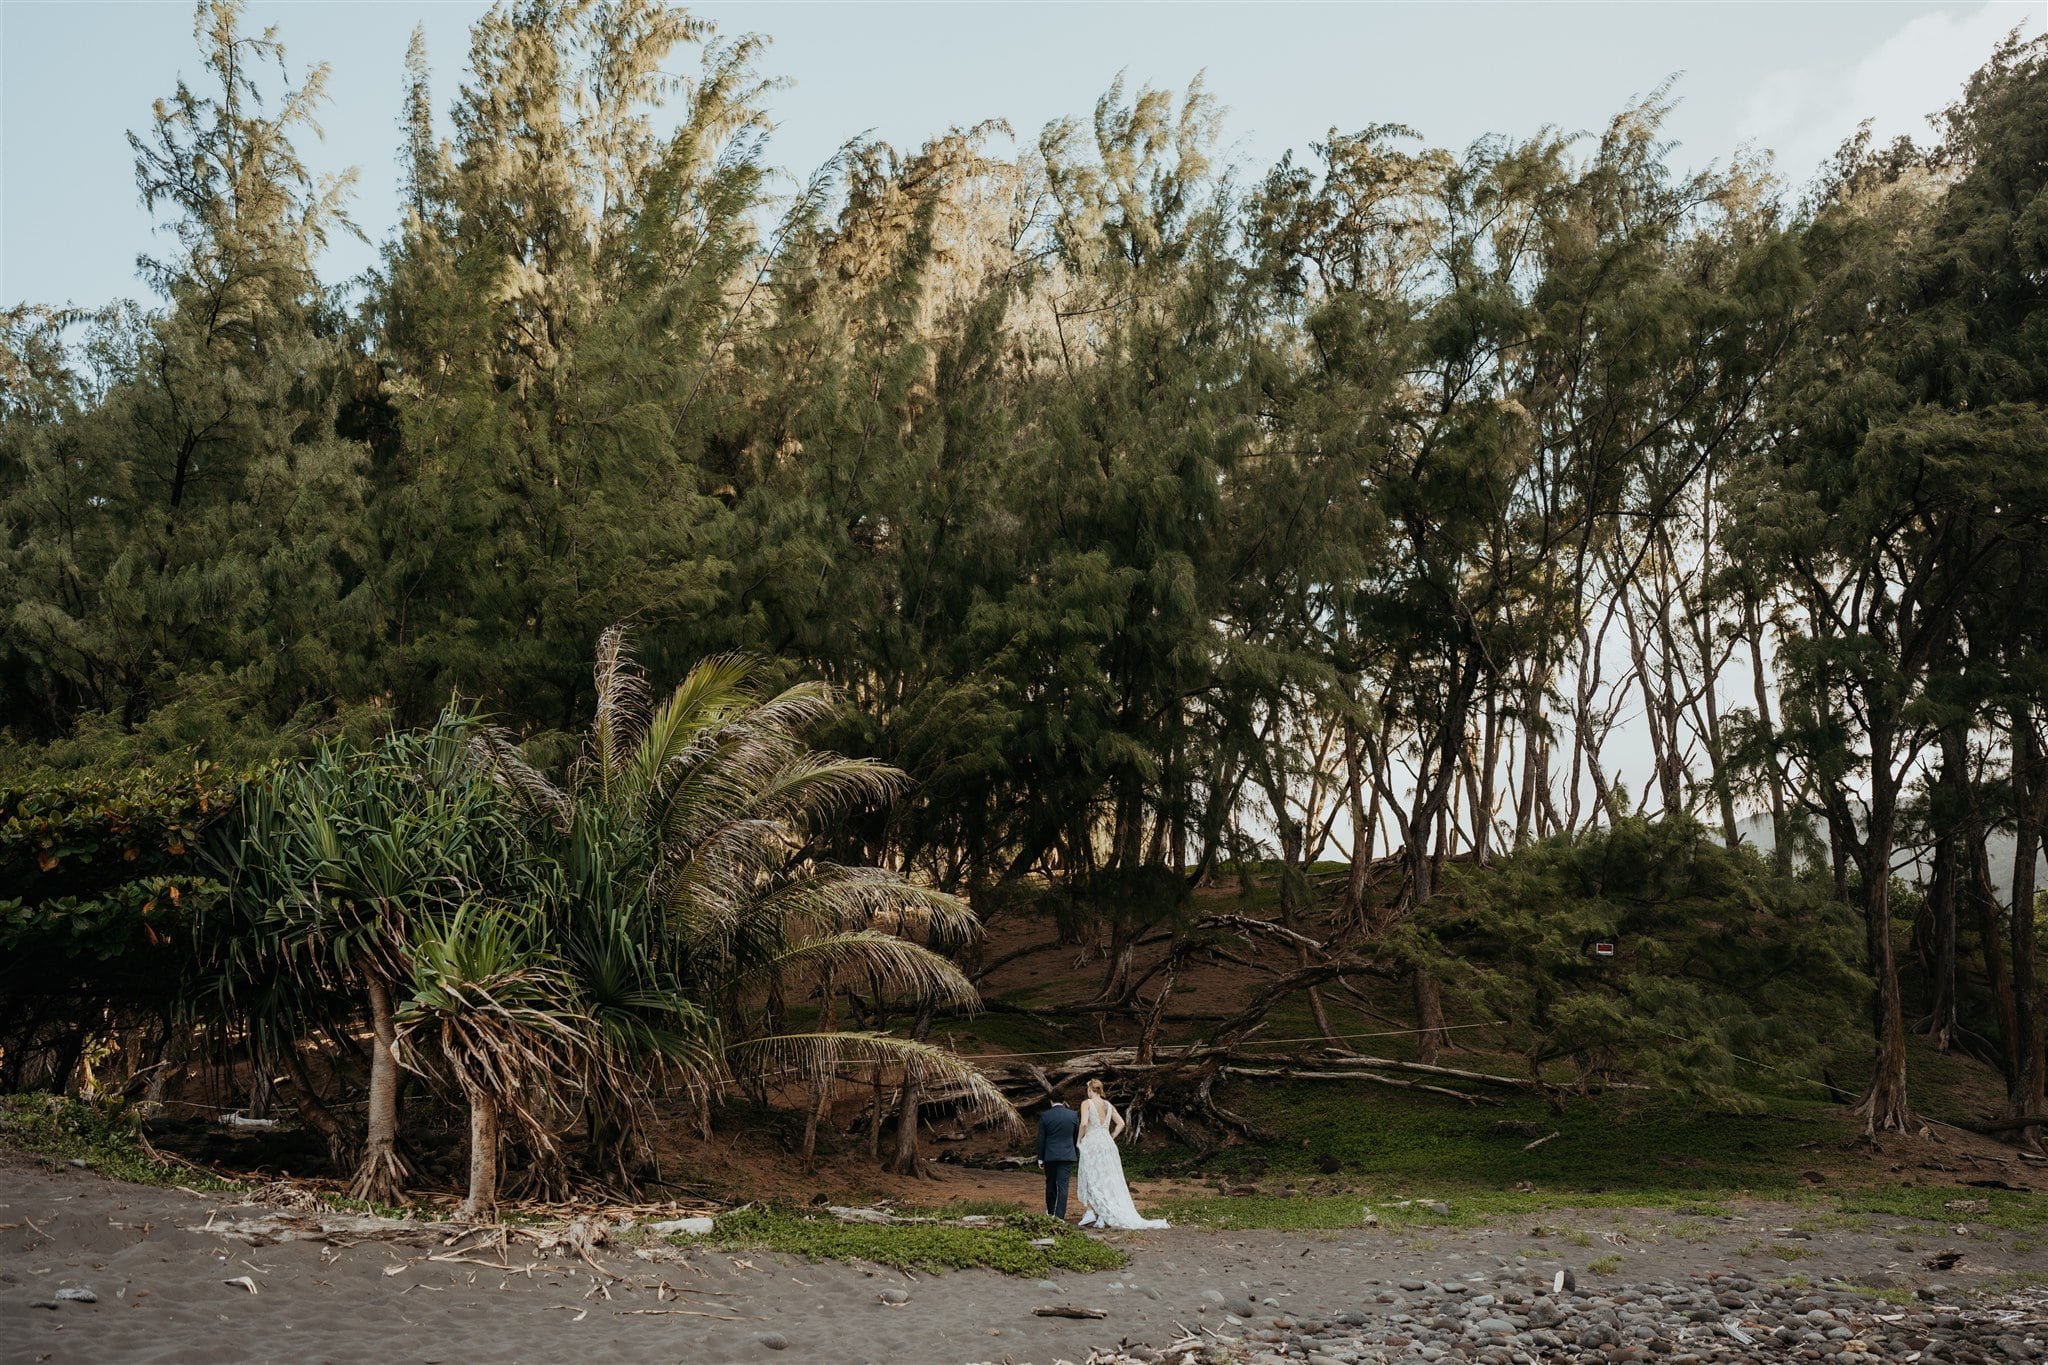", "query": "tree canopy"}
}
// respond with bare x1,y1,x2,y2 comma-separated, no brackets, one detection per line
5,2,2047,1143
